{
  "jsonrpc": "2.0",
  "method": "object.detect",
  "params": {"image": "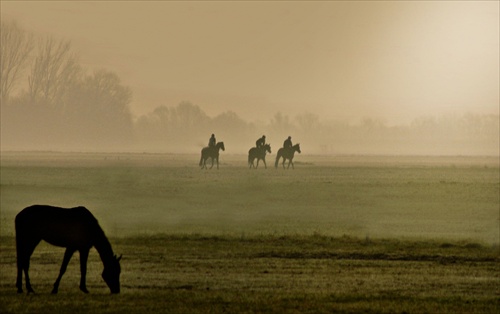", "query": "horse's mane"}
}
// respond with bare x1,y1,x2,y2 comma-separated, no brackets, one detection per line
92,221,114,262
